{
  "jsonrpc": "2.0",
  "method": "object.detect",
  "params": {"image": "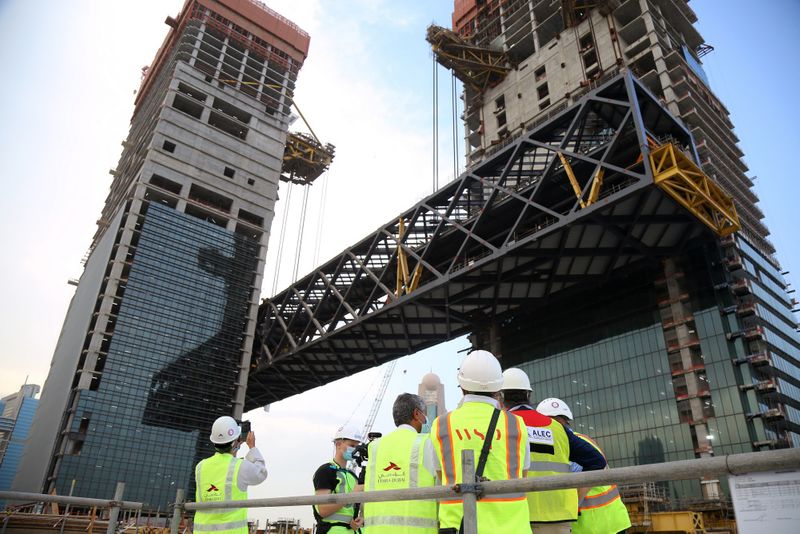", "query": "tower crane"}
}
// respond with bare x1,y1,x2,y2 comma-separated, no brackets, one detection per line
361,360,397,438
